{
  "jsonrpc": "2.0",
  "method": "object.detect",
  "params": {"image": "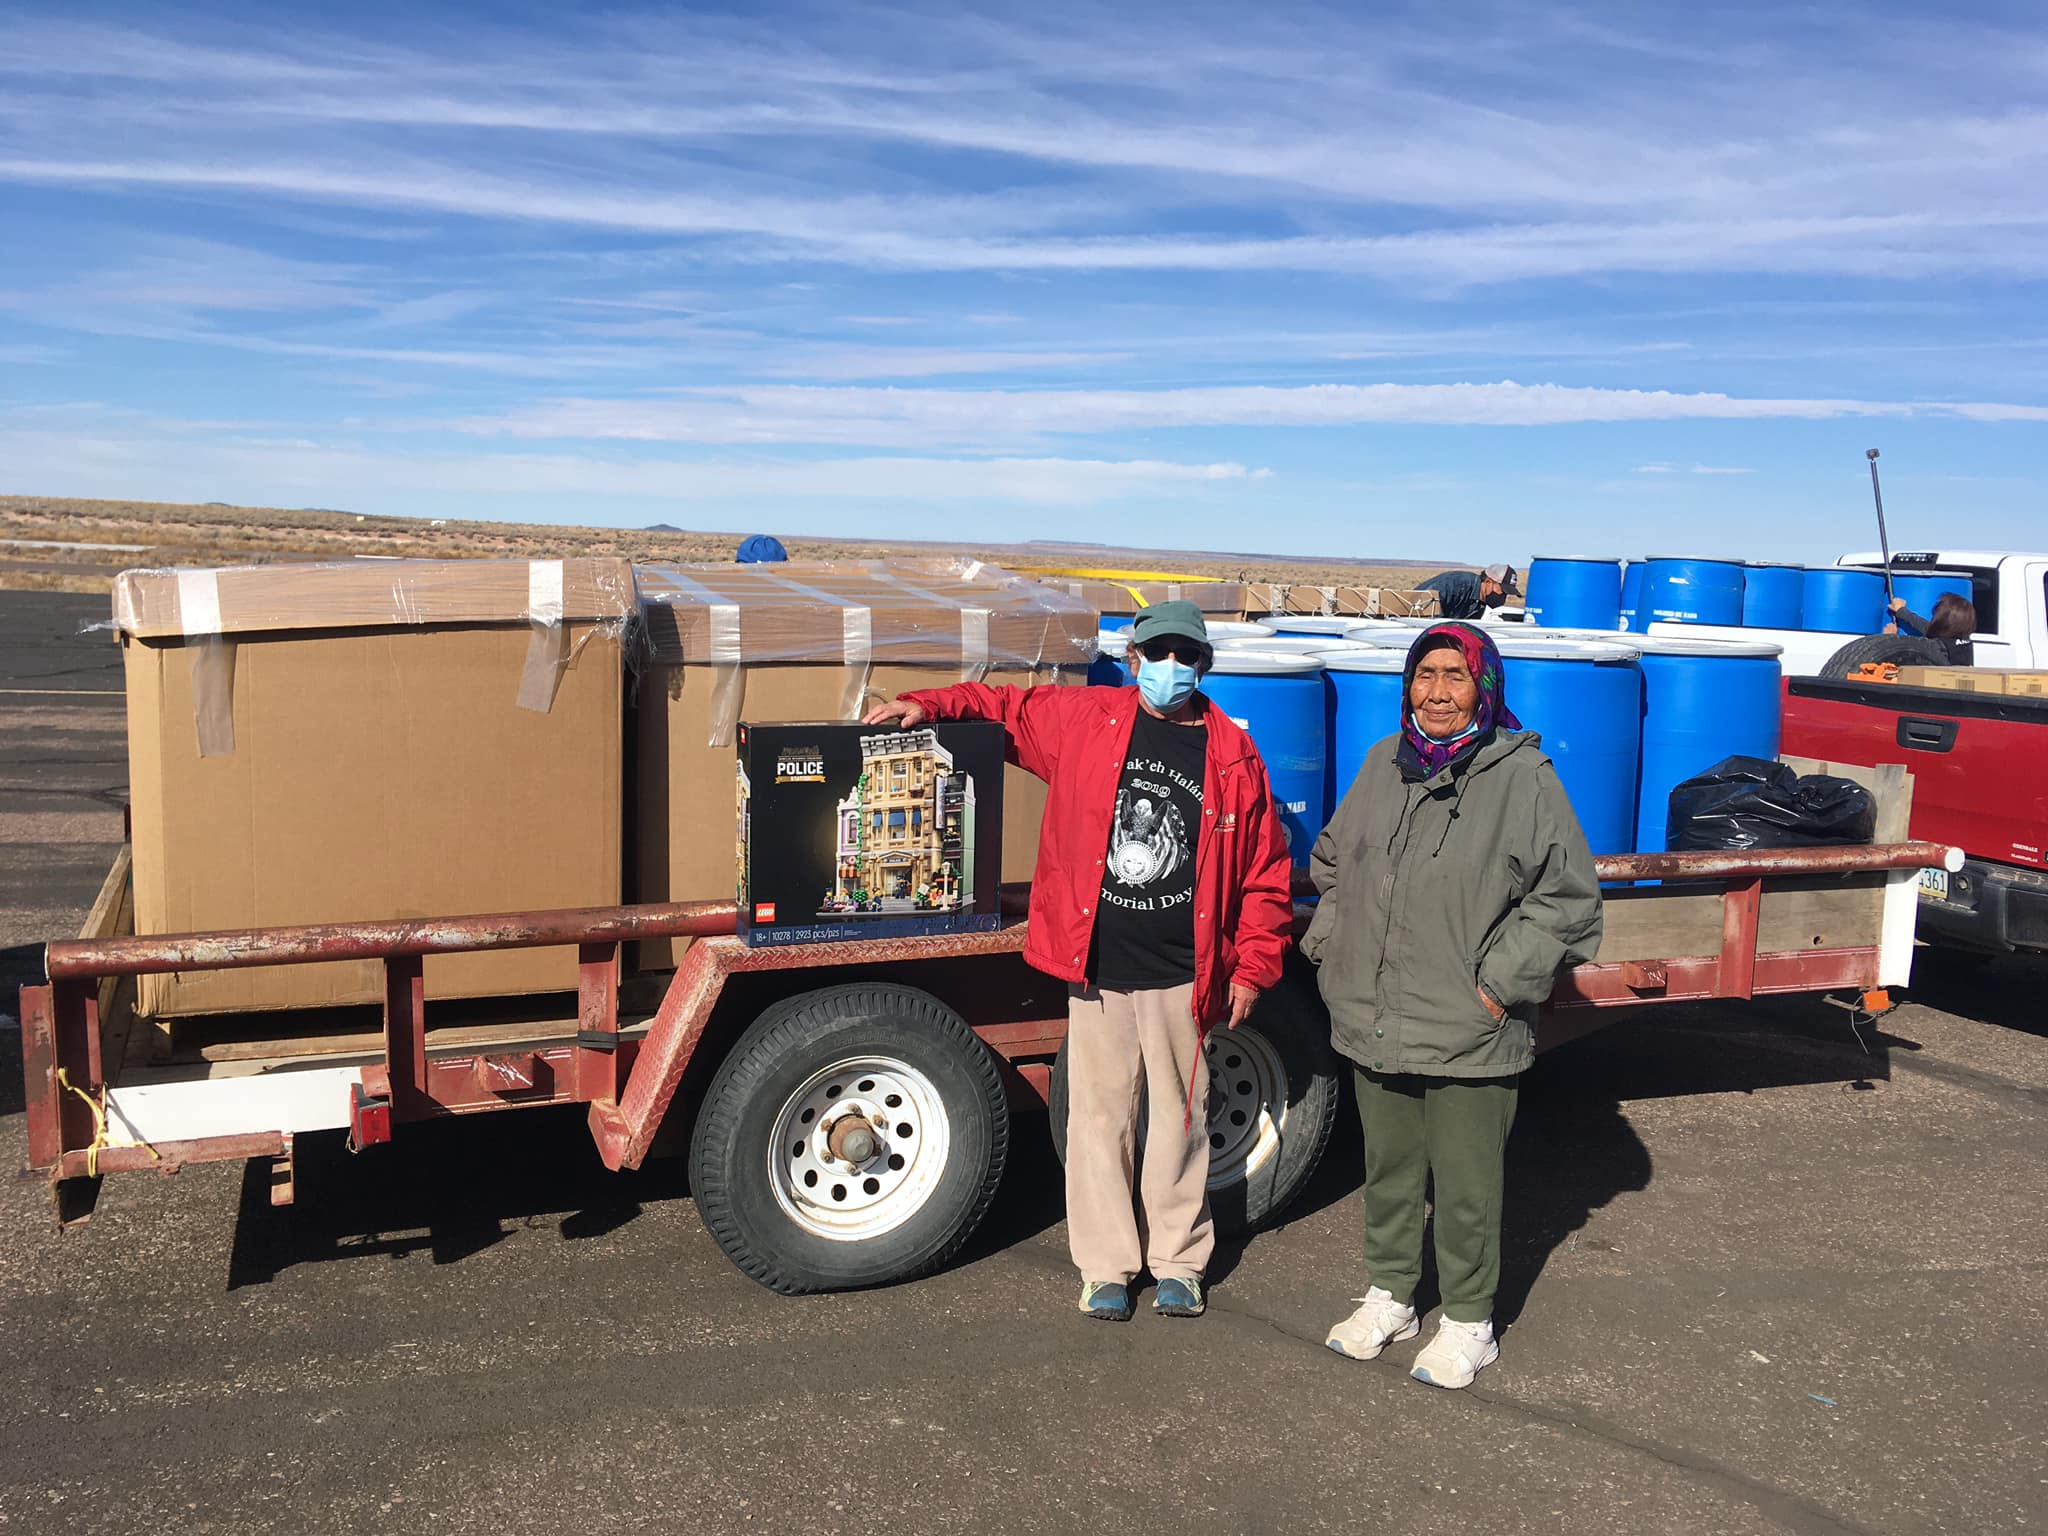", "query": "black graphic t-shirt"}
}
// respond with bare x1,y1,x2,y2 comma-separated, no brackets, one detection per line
1092,708,1207,990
